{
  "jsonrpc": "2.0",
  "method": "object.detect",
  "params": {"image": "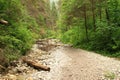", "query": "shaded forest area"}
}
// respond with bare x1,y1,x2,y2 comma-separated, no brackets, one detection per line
58,0,120,57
